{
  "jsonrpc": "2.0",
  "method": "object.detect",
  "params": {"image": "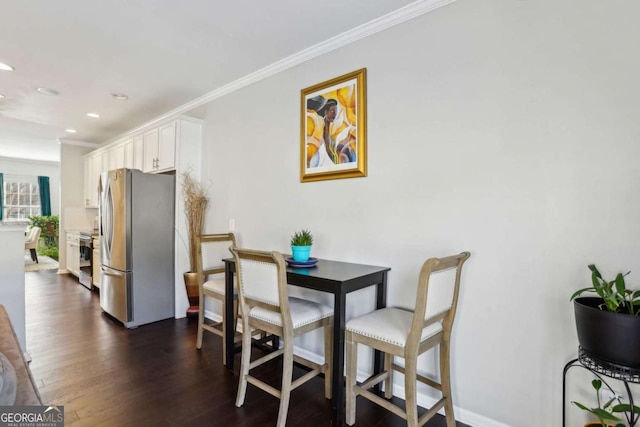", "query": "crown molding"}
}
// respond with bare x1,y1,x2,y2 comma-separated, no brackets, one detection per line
105,0,456,144
59,138,101,148
0,156,59,166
